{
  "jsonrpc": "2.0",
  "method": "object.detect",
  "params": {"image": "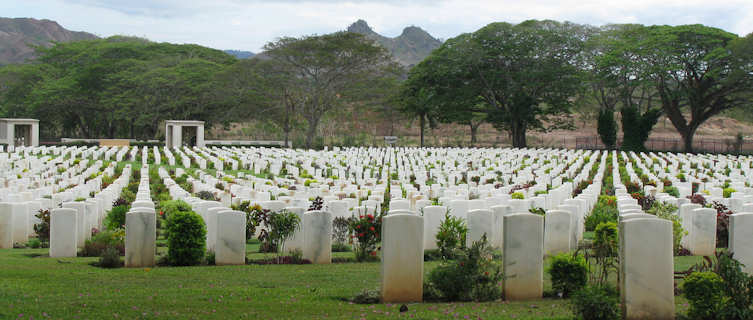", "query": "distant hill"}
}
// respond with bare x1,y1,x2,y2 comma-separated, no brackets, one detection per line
224,50,255,59
346,19,441,67
0,17,98,65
